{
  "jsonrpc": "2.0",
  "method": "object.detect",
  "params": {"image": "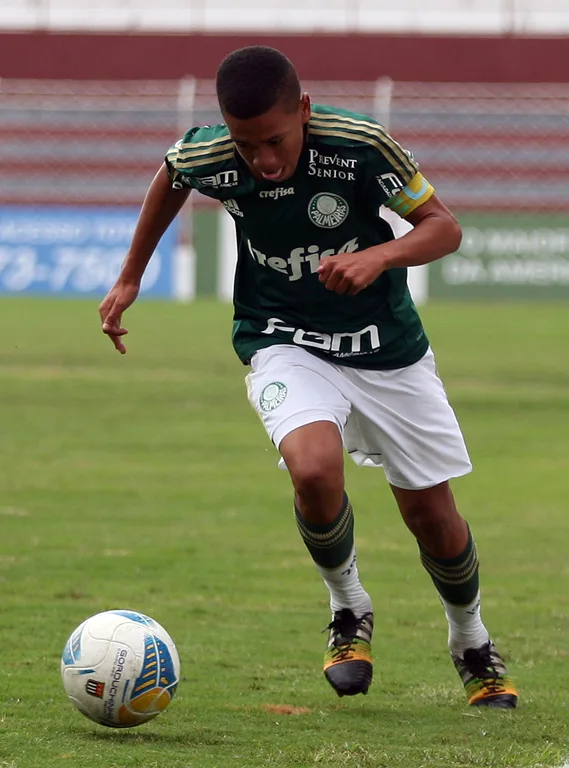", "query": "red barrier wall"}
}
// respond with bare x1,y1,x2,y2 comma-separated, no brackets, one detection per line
0,32,568,82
